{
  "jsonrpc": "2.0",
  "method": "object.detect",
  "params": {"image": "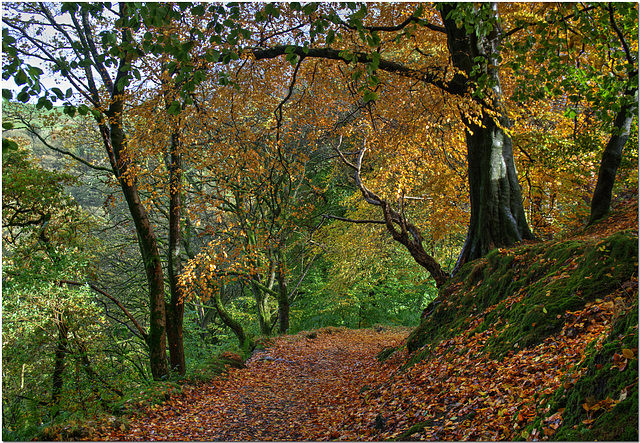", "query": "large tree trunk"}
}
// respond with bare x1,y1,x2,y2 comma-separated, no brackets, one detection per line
253,4,533,280
109,135,168,380
588,91,637,225
102,90,168,381
457,113,533,267
166,132,186,375
442,3,534,271
95,4,168,381
103,115,168,380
